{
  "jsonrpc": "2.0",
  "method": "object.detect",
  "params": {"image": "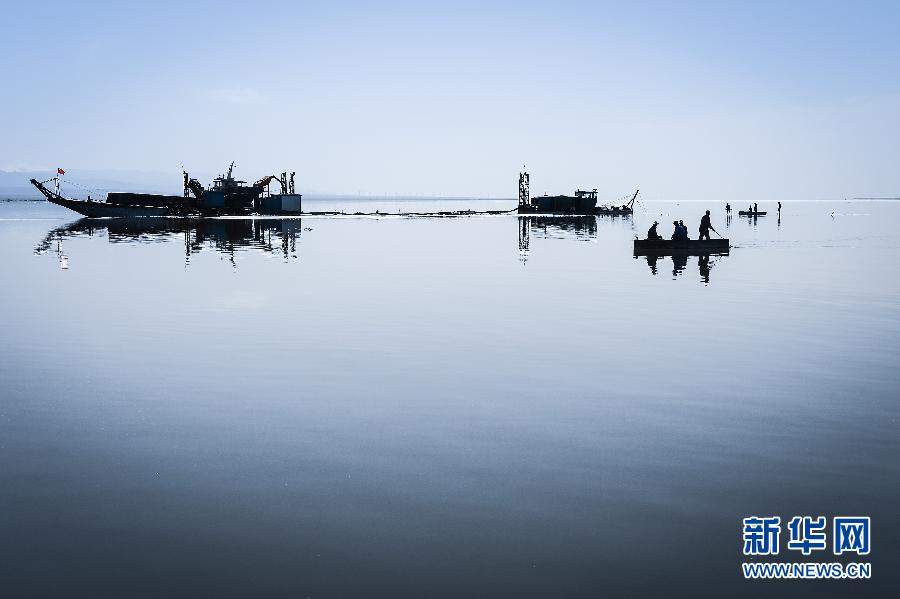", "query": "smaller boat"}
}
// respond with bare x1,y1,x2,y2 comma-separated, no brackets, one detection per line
737,210,766,216
633,238,729,255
